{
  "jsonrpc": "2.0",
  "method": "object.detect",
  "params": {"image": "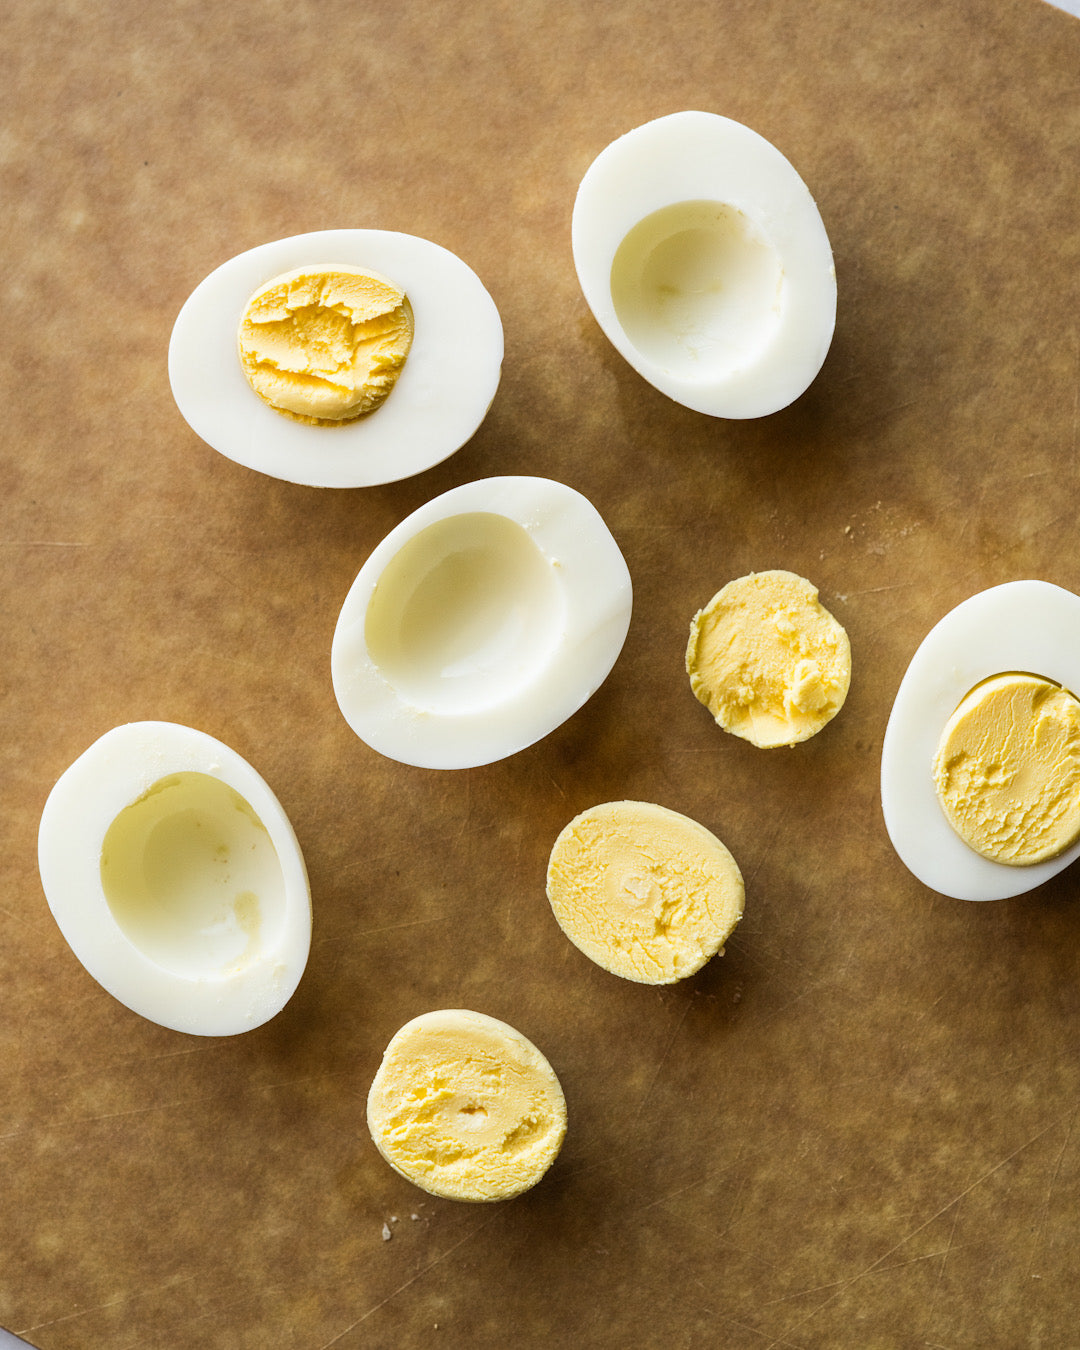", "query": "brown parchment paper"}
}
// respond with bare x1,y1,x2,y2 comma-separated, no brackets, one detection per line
3,1,1080,1346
